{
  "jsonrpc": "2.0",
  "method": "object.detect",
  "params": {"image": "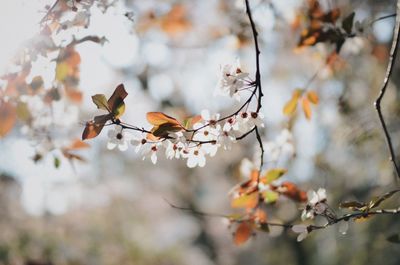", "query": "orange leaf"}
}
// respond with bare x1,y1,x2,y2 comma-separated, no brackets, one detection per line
283,89,301,116
146,112,181,126
307,91,319,104
231,192,259,209
67,139,90,150
277,181,307,202
0,101,17,138
234,222,253,245
302,97,312,120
